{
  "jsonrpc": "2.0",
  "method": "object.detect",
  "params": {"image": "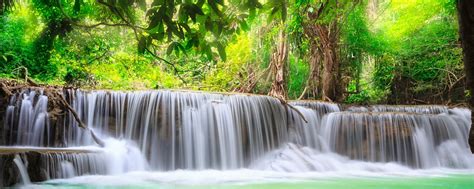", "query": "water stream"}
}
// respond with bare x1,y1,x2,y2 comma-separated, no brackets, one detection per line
12,155,30,185
1,89,473,187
